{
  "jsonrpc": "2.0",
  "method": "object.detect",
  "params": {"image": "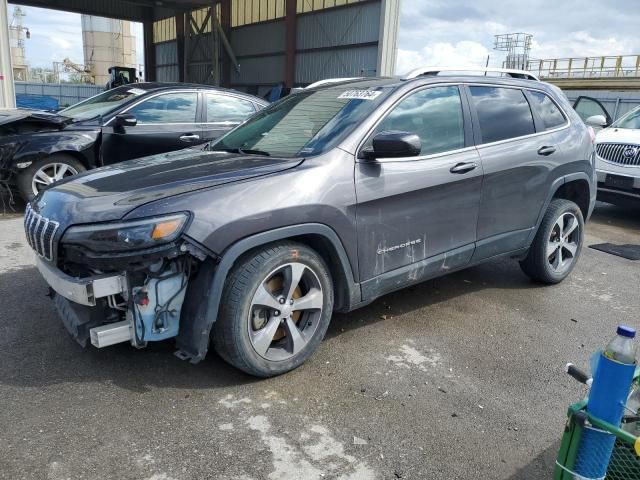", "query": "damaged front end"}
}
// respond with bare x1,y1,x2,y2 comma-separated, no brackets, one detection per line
28,207,213,359
41,255,195,349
